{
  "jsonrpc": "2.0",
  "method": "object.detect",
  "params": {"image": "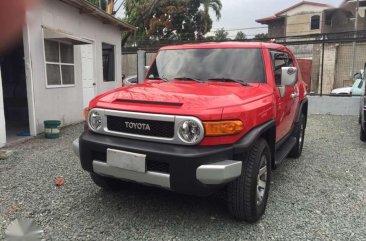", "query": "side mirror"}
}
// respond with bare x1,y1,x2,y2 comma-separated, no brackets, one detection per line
281,67,298,86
